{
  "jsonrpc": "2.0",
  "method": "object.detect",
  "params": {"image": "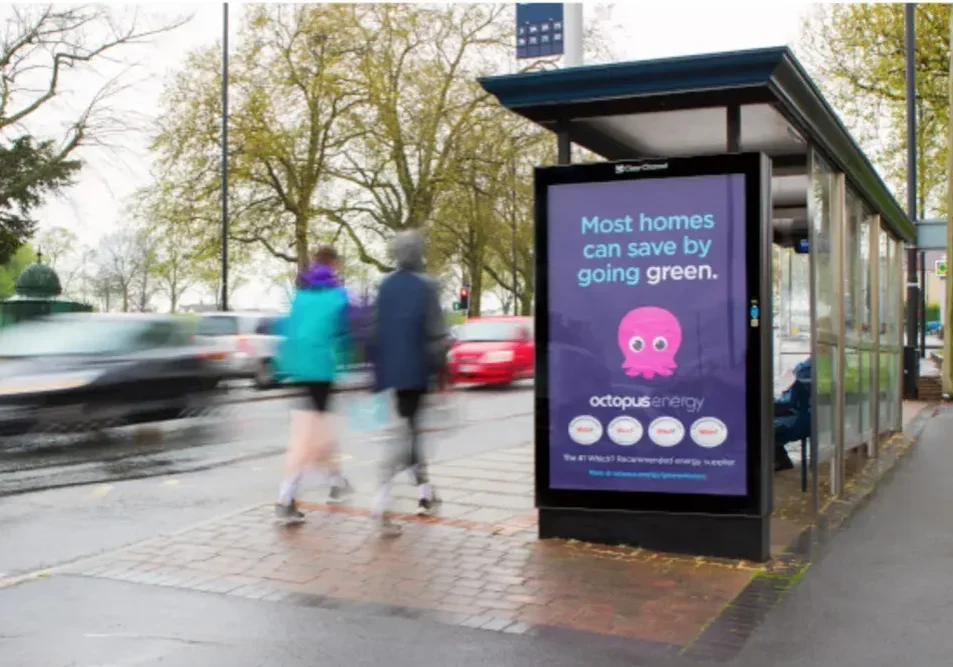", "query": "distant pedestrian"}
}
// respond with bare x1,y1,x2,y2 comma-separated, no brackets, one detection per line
274,245,353,522
370,230,448,534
